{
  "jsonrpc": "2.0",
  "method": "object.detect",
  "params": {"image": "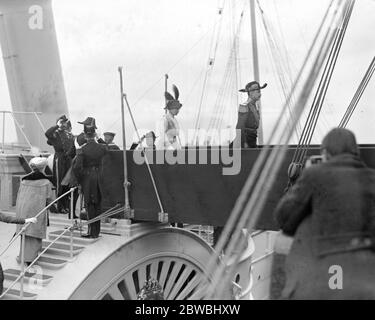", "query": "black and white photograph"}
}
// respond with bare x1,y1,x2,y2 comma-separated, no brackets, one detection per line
0,0,374,305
